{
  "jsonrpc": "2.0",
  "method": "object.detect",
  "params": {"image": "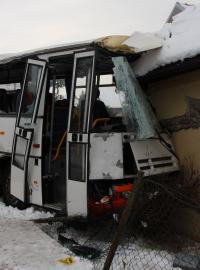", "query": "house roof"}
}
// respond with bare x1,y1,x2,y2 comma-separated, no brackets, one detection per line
133,3,200,78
